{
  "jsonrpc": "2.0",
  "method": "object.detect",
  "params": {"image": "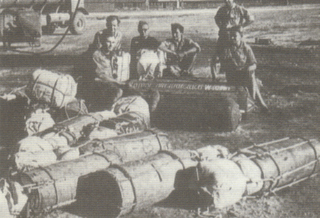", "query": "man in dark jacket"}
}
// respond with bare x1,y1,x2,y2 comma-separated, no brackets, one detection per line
130,21,161,80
